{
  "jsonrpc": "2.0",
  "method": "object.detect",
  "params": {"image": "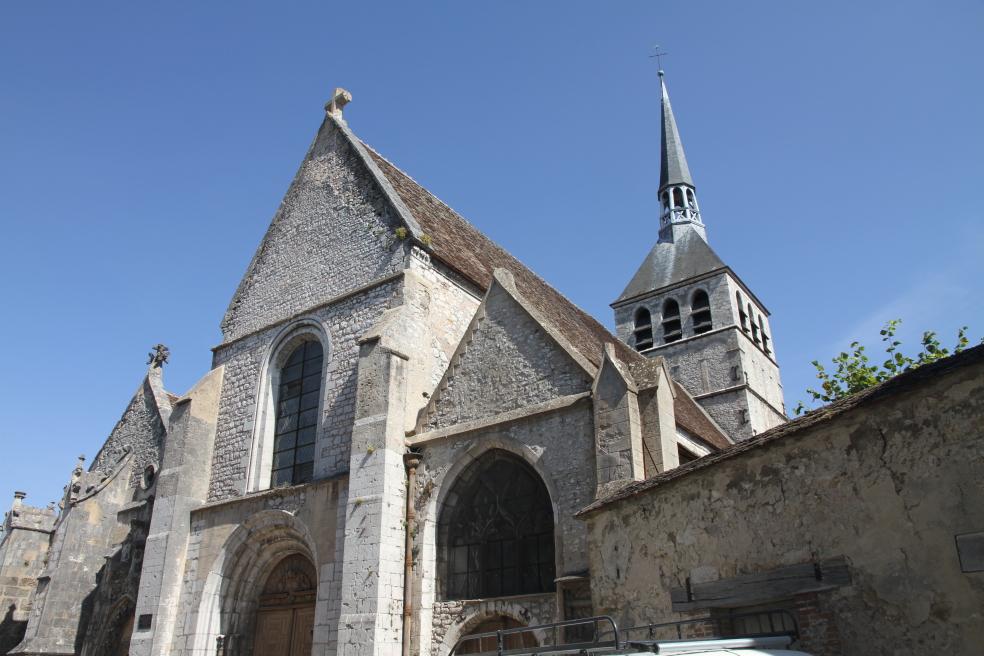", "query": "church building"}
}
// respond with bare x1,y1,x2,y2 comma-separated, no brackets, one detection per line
0,76,787,656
